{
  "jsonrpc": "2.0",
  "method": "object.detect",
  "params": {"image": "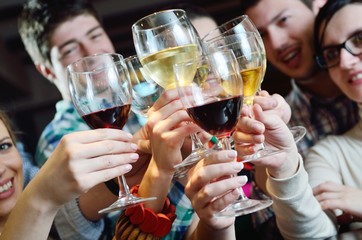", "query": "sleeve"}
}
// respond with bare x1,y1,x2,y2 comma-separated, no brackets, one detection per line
17,141,39,187
54,199,105,240
304,137,343,188
266,155,338,240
